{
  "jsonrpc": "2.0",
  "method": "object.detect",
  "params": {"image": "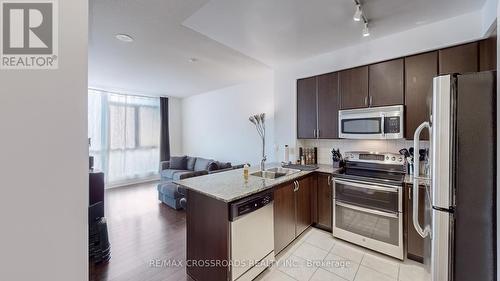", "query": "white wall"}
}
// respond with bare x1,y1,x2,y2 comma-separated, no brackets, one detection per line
0,1,88,281
169,97,183,156
274,10,490,162
182,73,275,166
